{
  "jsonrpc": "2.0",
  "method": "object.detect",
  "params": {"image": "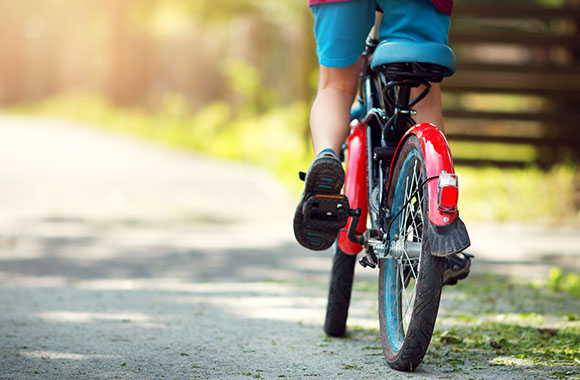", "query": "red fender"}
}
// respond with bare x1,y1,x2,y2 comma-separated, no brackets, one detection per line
386,123,457,227
338,121,368,255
